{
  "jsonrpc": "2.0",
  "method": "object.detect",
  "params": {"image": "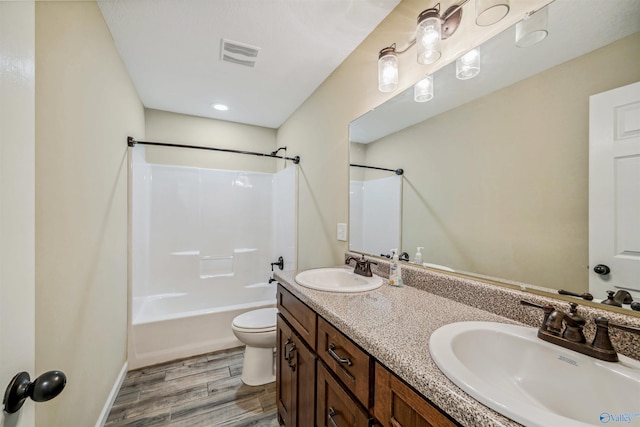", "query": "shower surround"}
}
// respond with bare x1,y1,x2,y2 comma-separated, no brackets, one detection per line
130,147,296,369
